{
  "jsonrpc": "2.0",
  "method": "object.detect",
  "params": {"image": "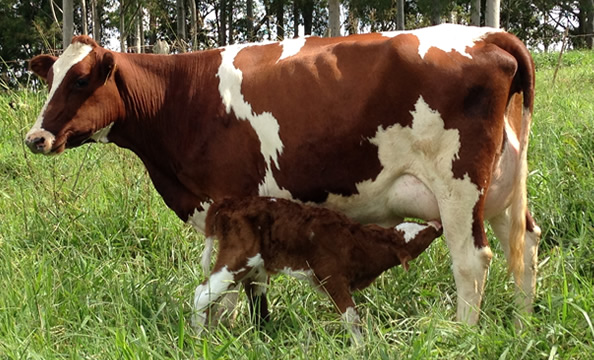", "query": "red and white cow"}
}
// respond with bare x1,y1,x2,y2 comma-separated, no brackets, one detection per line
25,24,540,325
195,196,443,343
